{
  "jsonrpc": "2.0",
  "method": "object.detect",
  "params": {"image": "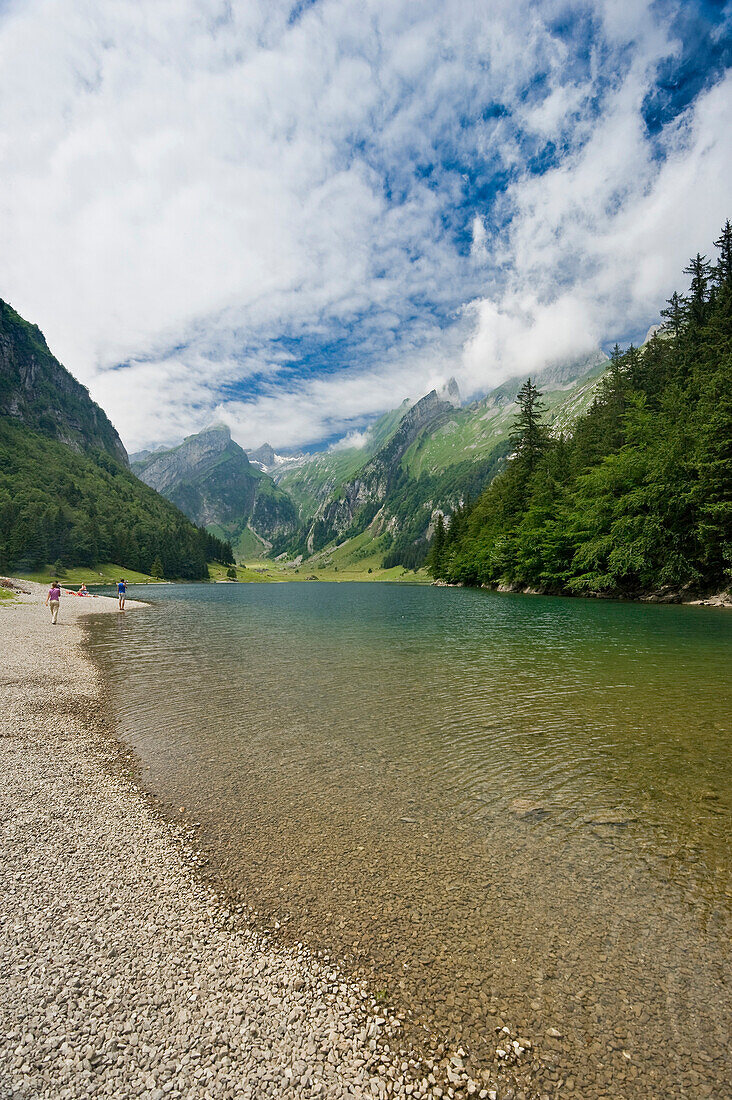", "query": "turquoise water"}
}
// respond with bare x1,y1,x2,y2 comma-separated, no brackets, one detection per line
88,583,732,1098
